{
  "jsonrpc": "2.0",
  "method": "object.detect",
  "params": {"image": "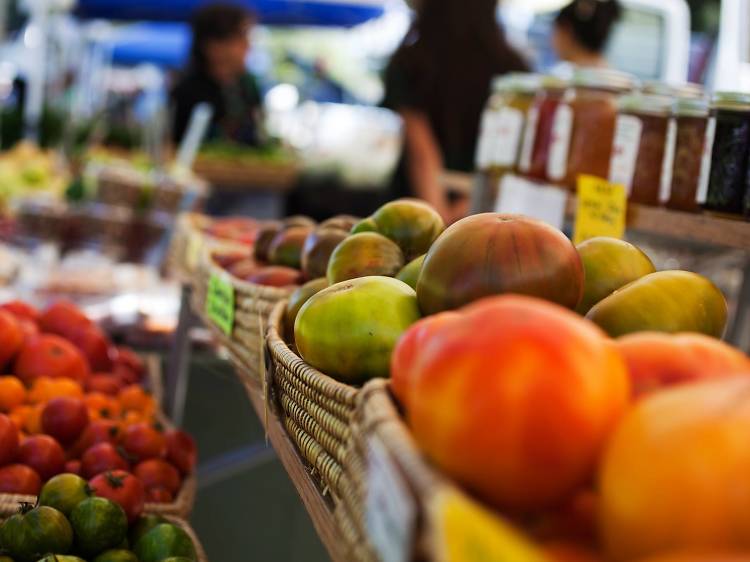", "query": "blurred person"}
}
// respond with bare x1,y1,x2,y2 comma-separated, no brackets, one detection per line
171,3,262,146
552,0,623,68
383,0,528,223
